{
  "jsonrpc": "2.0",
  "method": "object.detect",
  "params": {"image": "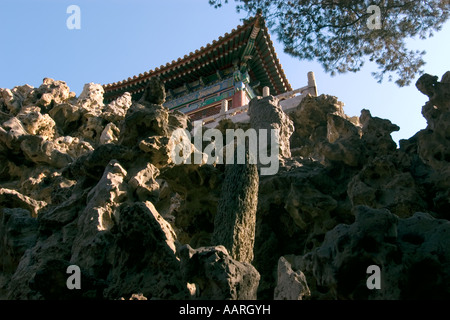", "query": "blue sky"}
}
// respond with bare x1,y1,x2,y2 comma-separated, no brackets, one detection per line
1,0,449,144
